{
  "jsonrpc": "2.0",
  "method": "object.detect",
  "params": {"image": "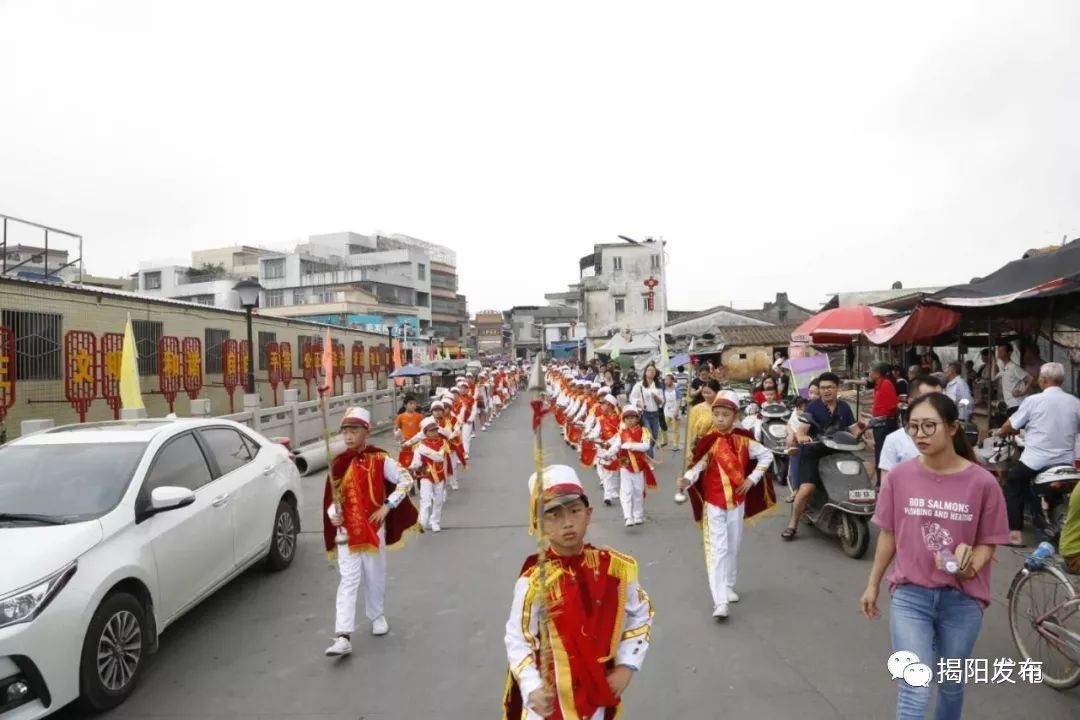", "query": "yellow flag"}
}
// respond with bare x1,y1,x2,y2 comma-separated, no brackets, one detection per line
120,315,144,410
